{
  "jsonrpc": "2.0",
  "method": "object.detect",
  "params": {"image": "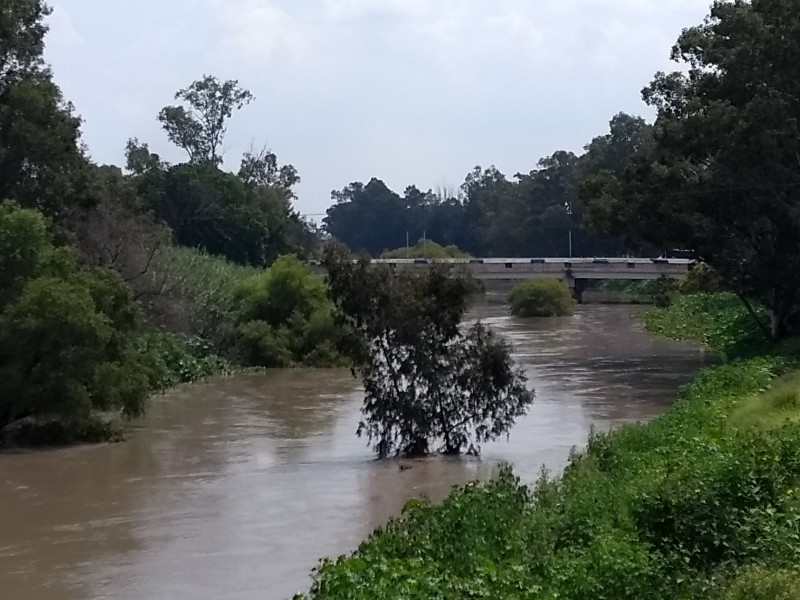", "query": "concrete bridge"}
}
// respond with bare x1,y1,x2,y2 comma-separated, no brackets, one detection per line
370,257,694,302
